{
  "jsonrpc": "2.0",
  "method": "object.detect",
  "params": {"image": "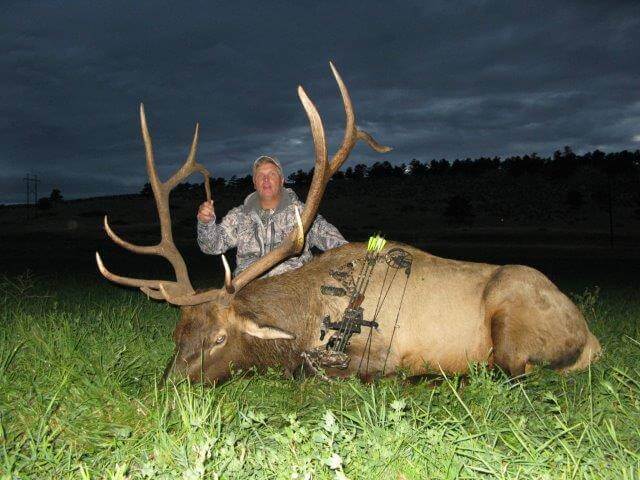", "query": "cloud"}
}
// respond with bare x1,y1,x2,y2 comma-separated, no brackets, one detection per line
1,0,639,203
